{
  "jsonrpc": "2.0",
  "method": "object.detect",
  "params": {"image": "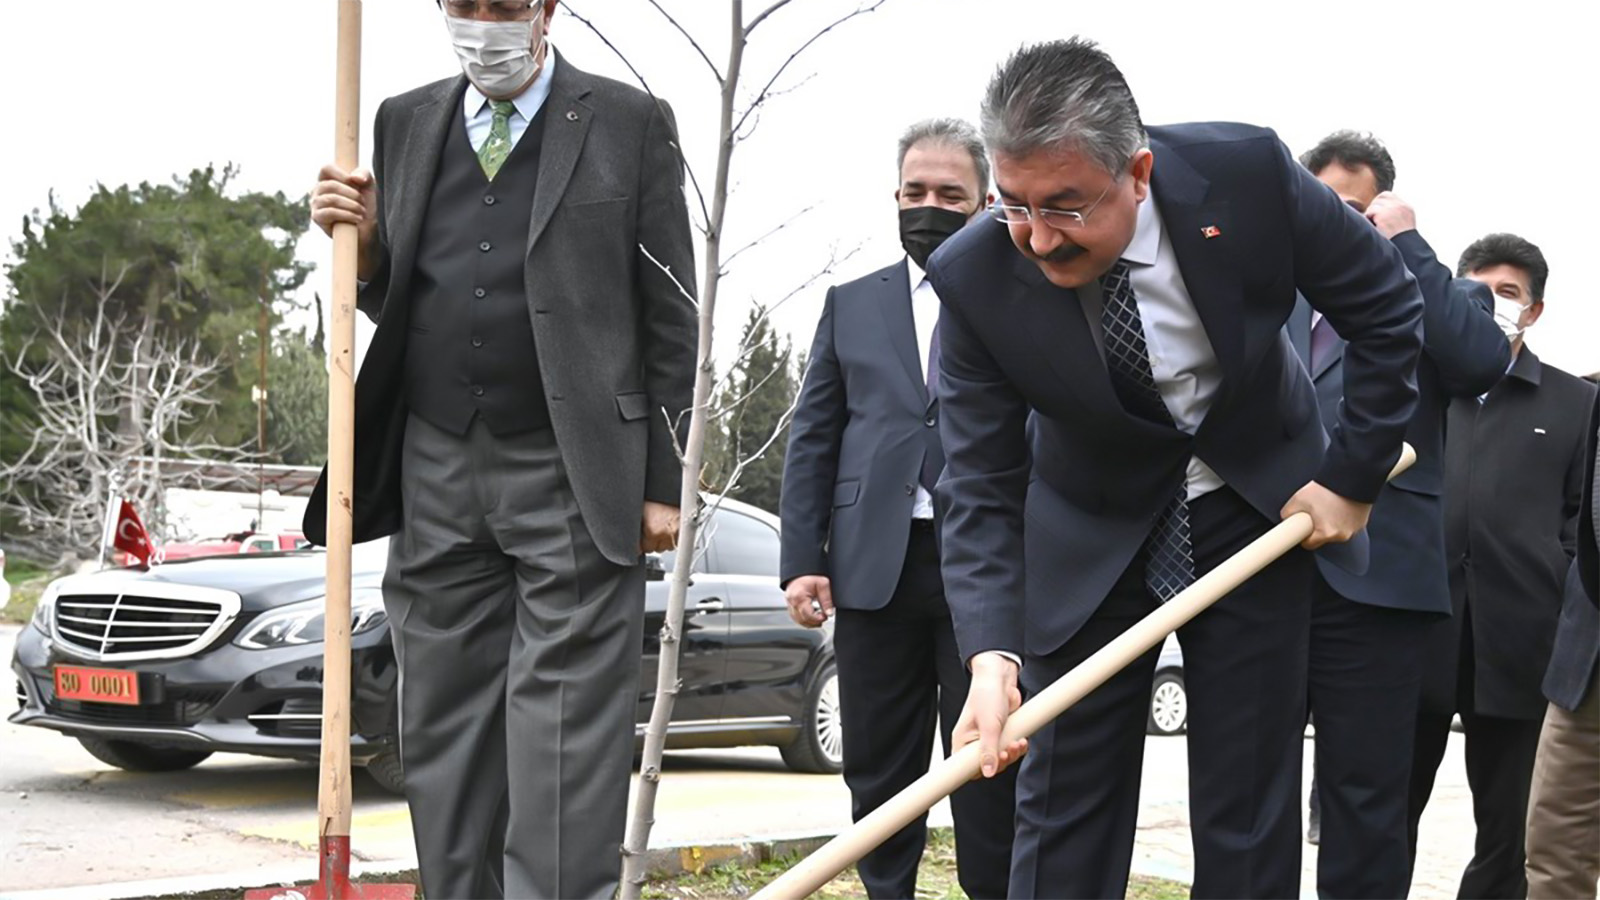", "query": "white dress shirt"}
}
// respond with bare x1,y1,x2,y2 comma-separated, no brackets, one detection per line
461,51,558,153
1076,192,1226,499
908,258,940,520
